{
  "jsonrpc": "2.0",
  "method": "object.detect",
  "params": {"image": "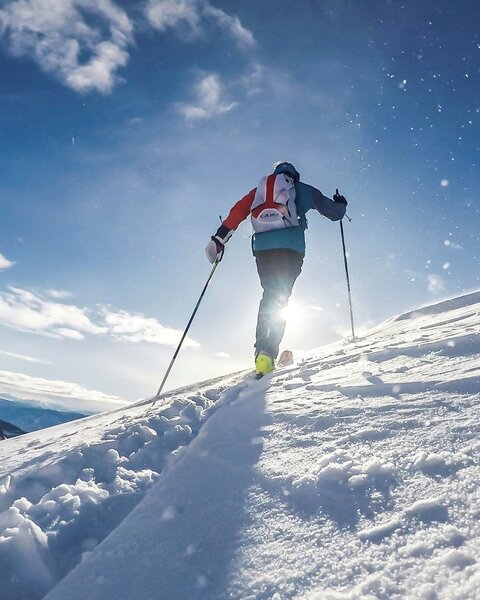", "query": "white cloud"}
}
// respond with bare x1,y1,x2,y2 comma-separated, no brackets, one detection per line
214,352,230,358
0,253,15,270
0,287,200,348
145,0,254,48
177,73,237,121
427,274,446,294
0,287,106,339
0,368,126,413
100,308,199,348
65,39,129,93
0,1,254,94
0,0,133,93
